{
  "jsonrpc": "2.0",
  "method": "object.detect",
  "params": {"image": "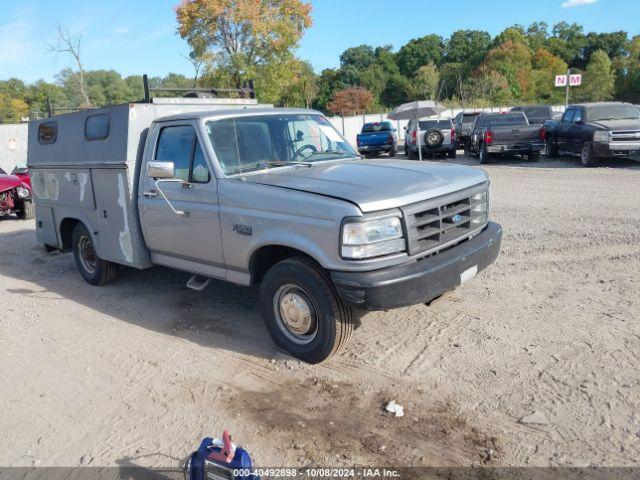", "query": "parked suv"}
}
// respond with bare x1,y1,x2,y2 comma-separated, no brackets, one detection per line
405,118,456,159
510,105,555,125
29,102,502,363
545,102,640,166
